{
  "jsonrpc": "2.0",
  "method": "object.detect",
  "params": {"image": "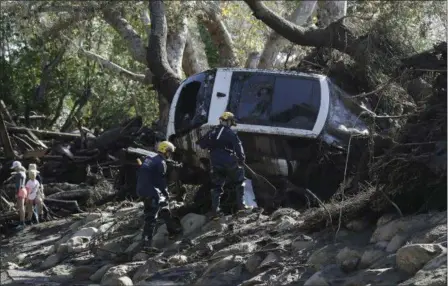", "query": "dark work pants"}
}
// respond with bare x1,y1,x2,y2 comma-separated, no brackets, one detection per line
142,197,180,242
210,165,245,213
